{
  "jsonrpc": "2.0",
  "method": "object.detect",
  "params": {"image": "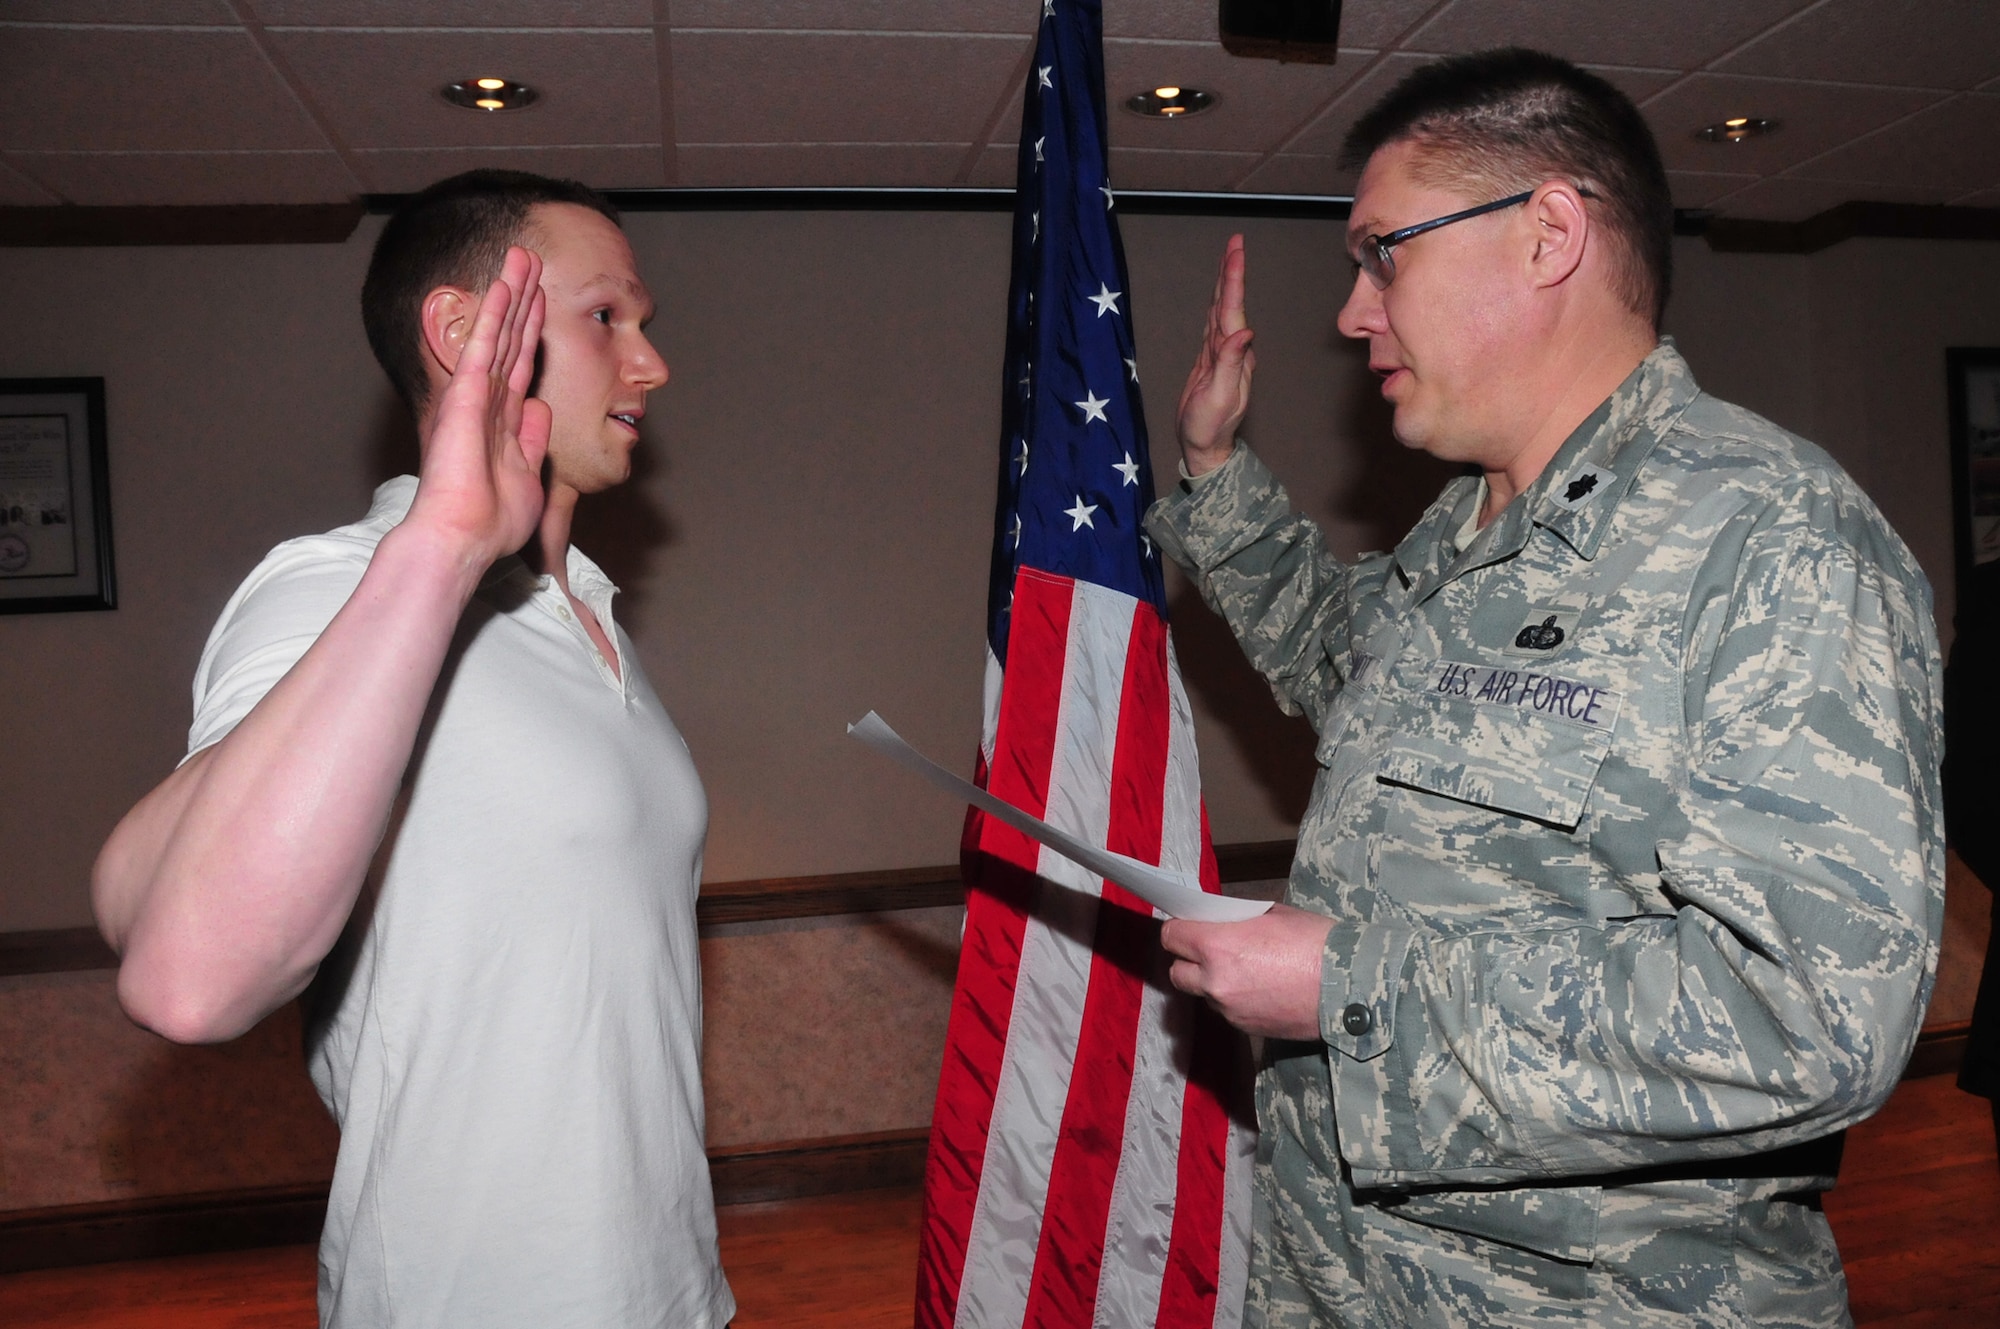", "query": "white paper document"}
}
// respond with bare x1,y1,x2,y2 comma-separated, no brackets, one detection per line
847,711,1272,923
